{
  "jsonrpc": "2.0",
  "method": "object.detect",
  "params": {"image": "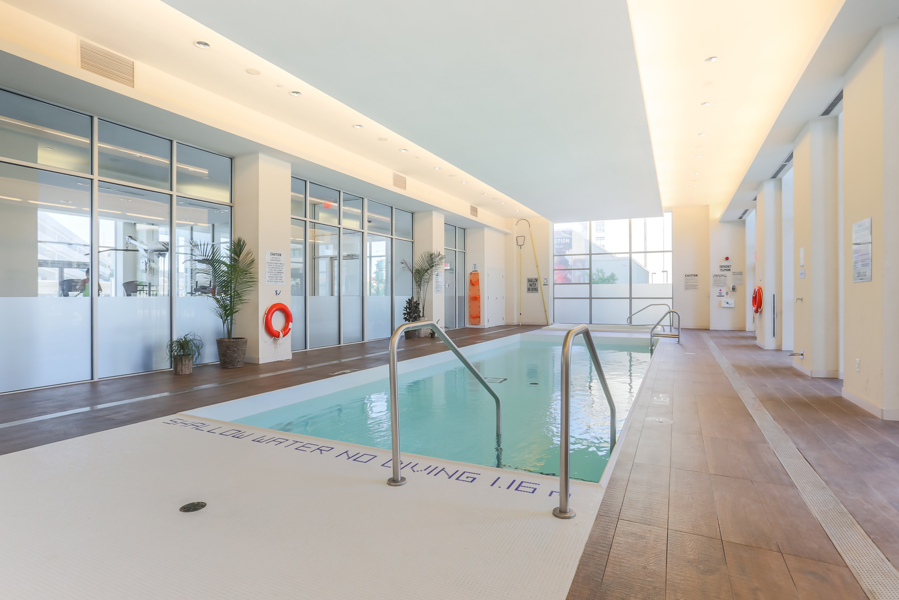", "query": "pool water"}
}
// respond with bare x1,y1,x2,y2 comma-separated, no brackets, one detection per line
236,339,650,482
